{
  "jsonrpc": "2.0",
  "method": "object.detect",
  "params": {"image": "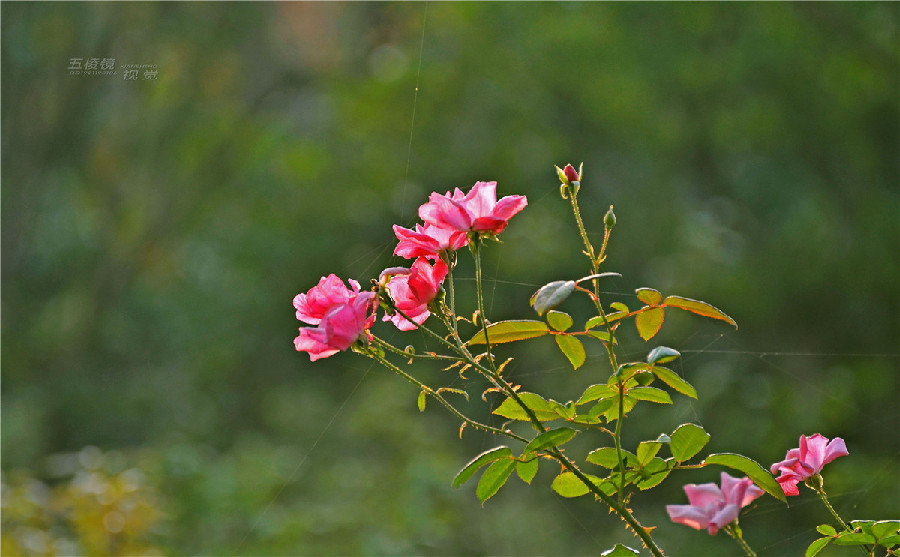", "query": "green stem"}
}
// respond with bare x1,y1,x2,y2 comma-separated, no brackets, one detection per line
724,523,757,557
567,184,626,500
547,447,665,557
813,485,872,556
816,487,852,533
